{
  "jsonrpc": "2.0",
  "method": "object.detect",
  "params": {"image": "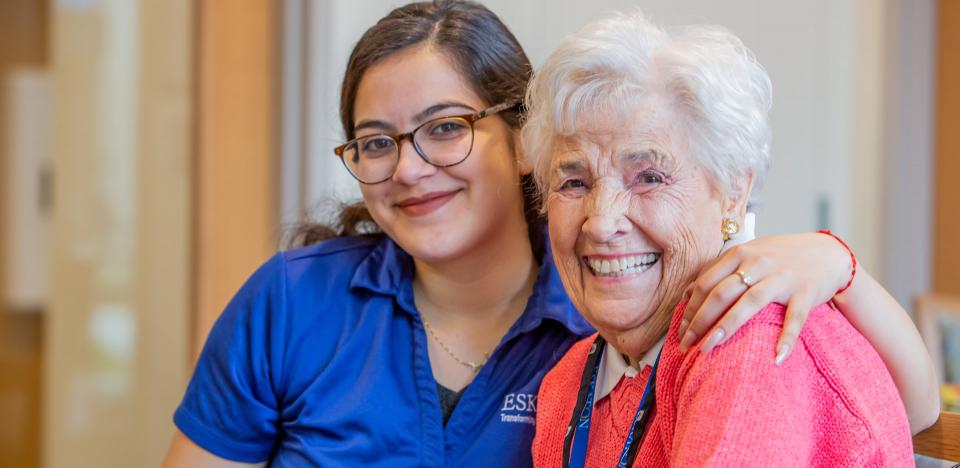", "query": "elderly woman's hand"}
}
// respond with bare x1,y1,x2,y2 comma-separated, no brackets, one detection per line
677,232,852,362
